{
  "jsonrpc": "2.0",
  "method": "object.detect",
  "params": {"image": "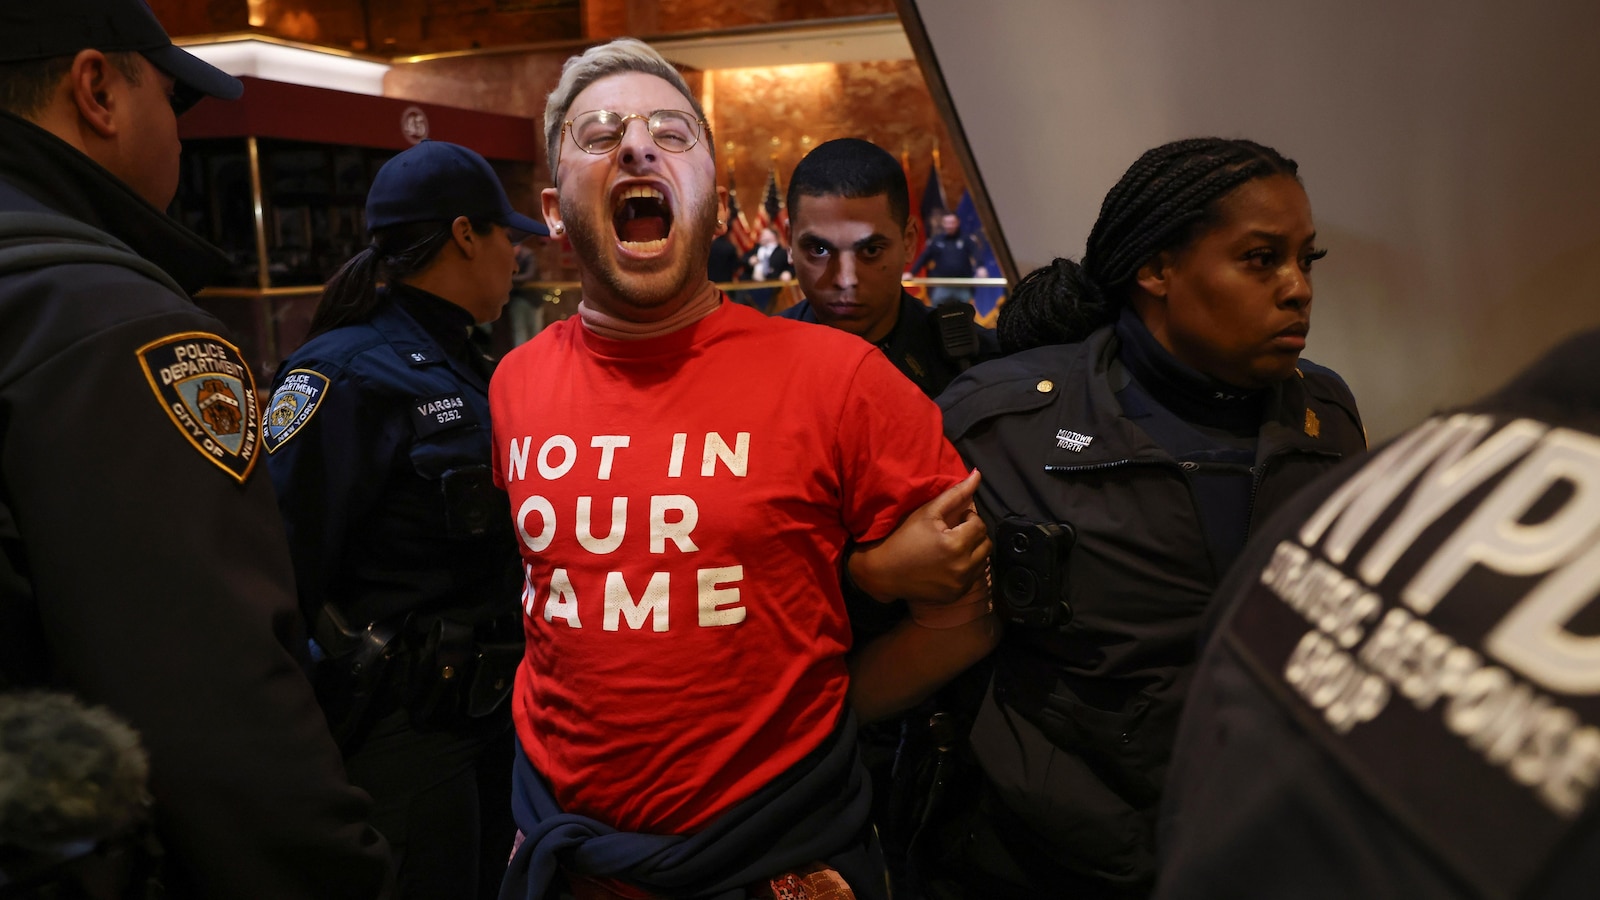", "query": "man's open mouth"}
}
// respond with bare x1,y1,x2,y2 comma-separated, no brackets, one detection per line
613,184,673,253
